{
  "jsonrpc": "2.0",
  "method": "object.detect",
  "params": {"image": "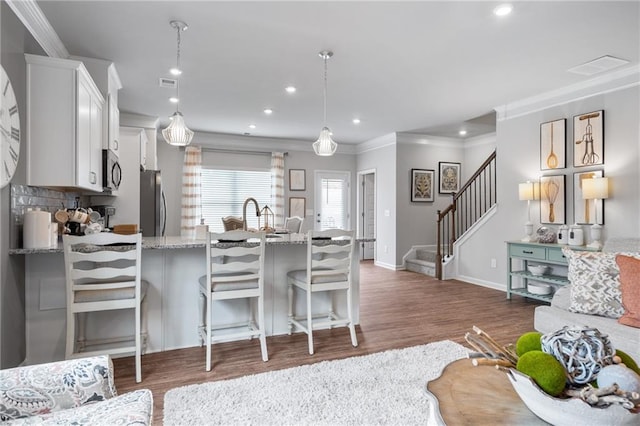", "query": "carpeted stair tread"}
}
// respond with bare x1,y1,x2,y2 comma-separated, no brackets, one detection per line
415,249,437,262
